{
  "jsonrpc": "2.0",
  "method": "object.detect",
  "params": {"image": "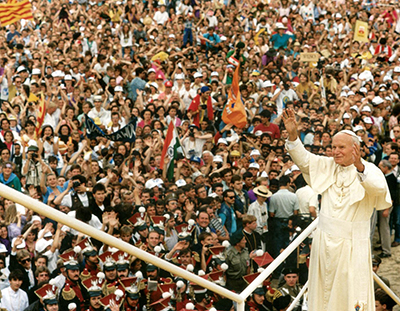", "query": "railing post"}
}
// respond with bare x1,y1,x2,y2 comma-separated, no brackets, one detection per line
286,281,309,311
237,301,245,311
